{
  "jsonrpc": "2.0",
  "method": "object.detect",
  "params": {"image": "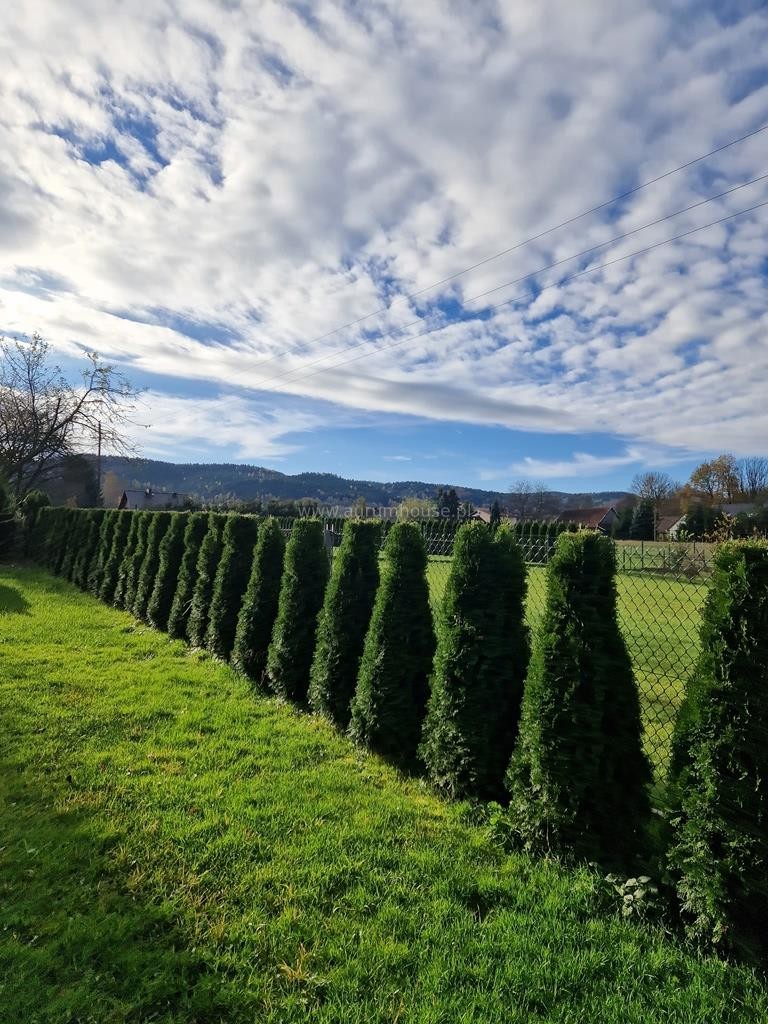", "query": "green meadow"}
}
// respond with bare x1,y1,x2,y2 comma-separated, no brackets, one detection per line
2,565,764,1023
